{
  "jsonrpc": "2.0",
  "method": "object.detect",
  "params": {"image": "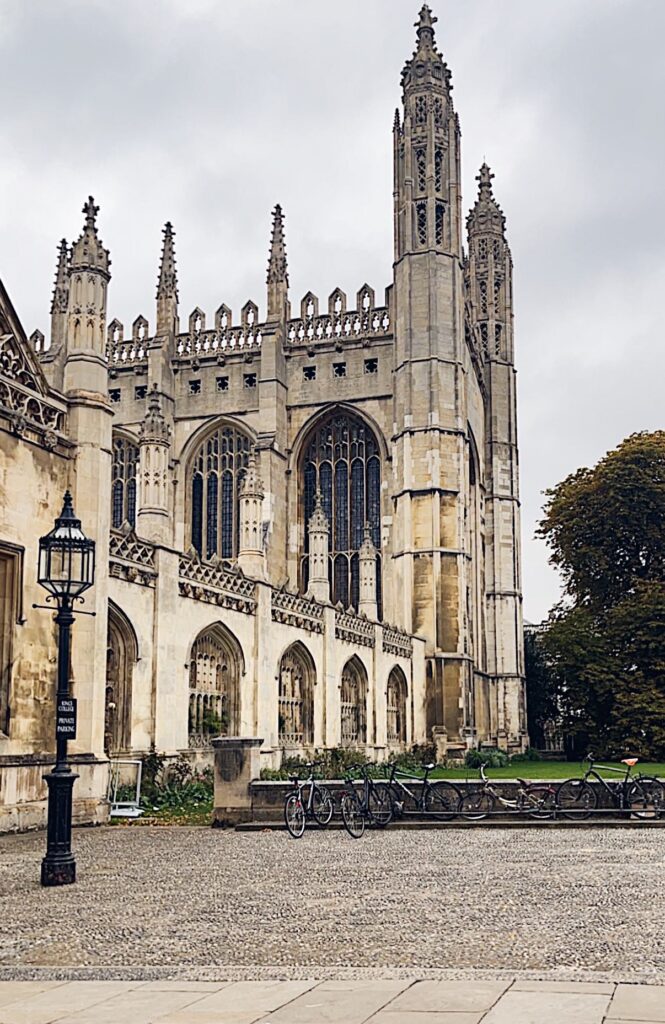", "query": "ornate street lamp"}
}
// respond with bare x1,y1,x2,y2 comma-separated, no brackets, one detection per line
36,491,95,886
